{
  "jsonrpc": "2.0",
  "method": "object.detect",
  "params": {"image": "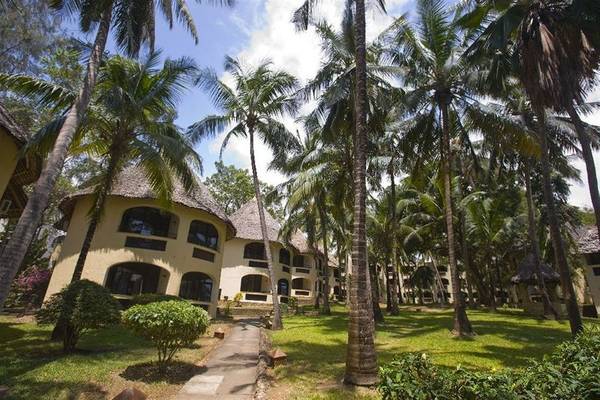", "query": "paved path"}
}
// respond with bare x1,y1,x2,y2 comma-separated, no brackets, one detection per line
176,319,260,400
